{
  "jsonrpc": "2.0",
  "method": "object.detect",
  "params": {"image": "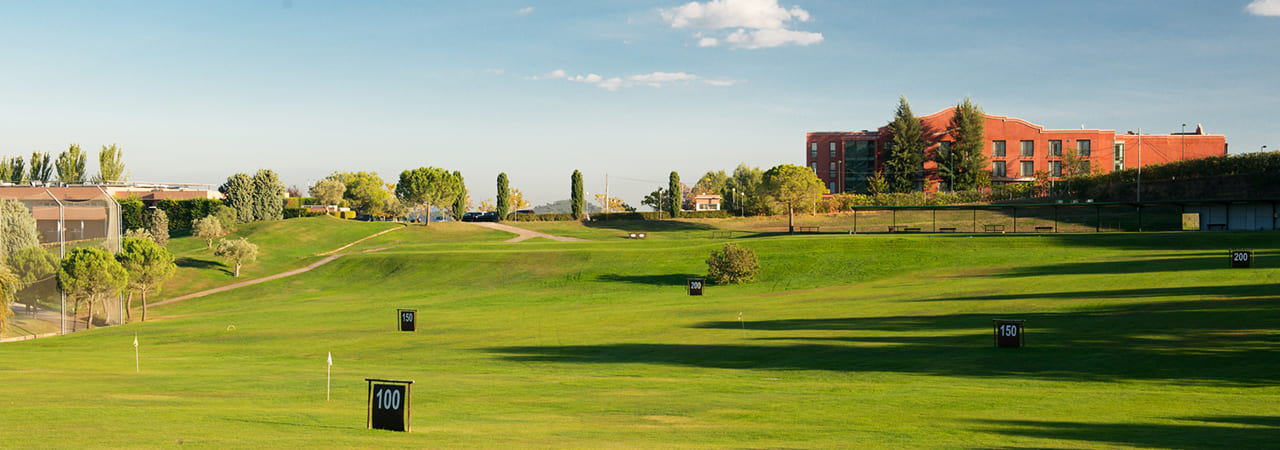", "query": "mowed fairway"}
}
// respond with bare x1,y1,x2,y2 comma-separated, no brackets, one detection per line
2,219,1278,448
